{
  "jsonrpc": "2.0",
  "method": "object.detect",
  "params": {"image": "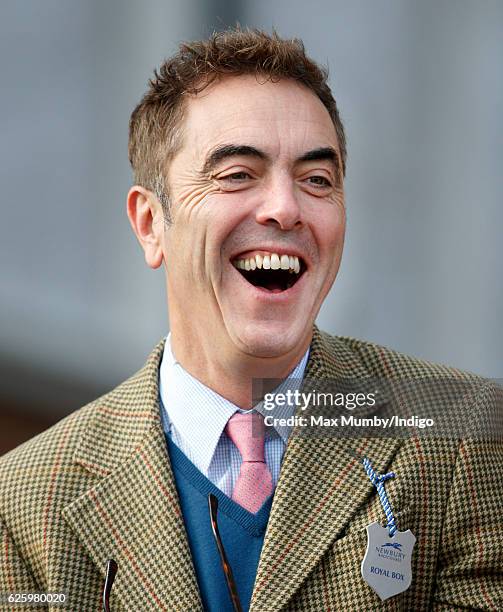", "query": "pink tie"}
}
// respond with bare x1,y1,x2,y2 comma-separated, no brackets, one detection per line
225,412,273,513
